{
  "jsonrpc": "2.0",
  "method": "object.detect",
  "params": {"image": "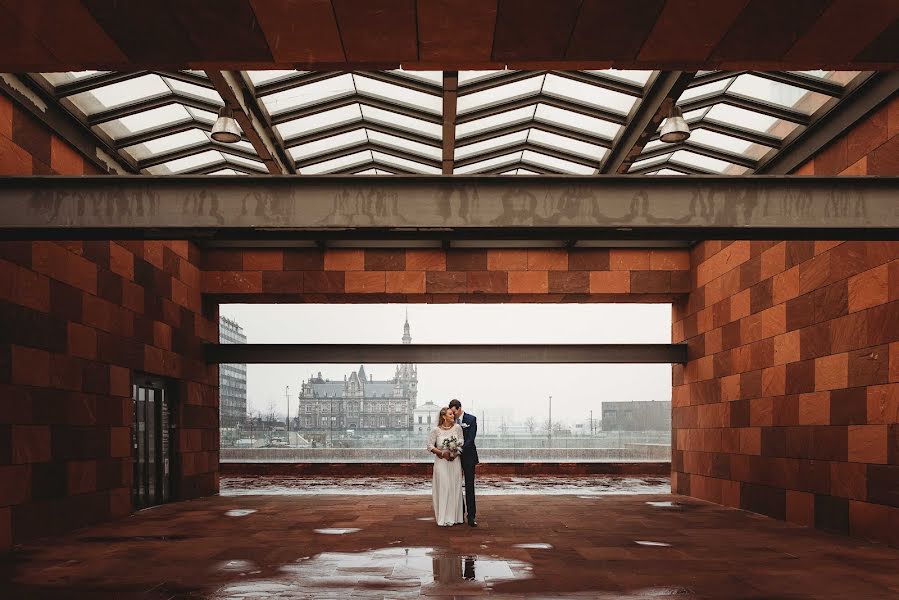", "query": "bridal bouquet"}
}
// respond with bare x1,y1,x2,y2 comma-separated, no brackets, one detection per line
441,435,461,456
